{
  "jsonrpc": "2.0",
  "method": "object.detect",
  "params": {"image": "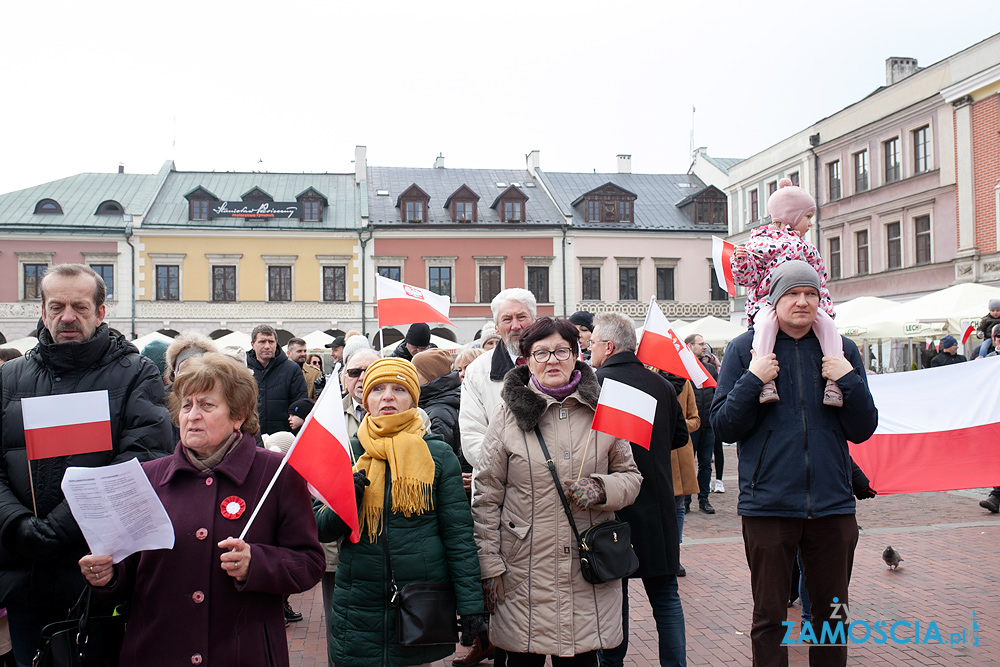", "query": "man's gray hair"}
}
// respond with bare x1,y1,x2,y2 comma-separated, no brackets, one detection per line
594,312,637,352
42,264,106,308
491,288,537,320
